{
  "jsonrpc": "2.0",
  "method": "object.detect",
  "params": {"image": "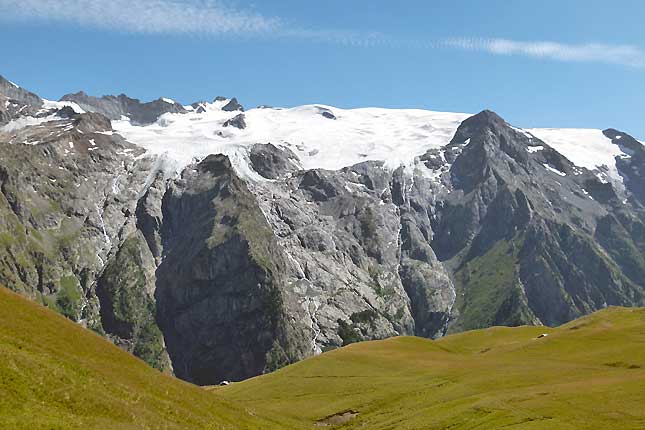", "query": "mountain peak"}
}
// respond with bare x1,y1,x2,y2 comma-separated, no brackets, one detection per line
448,109,510,146
221,97,244,112
603,128,644,154
471,109,505,123
0,75,43,108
